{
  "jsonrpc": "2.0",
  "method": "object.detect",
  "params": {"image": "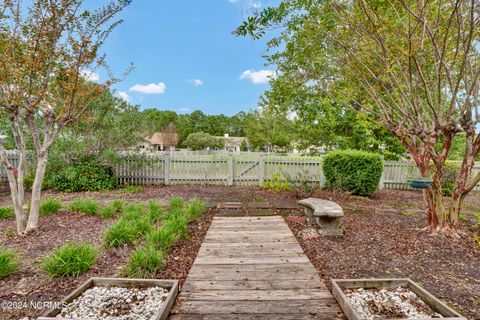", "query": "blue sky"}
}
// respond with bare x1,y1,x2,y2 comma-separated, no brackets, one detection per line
87,0,278,116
